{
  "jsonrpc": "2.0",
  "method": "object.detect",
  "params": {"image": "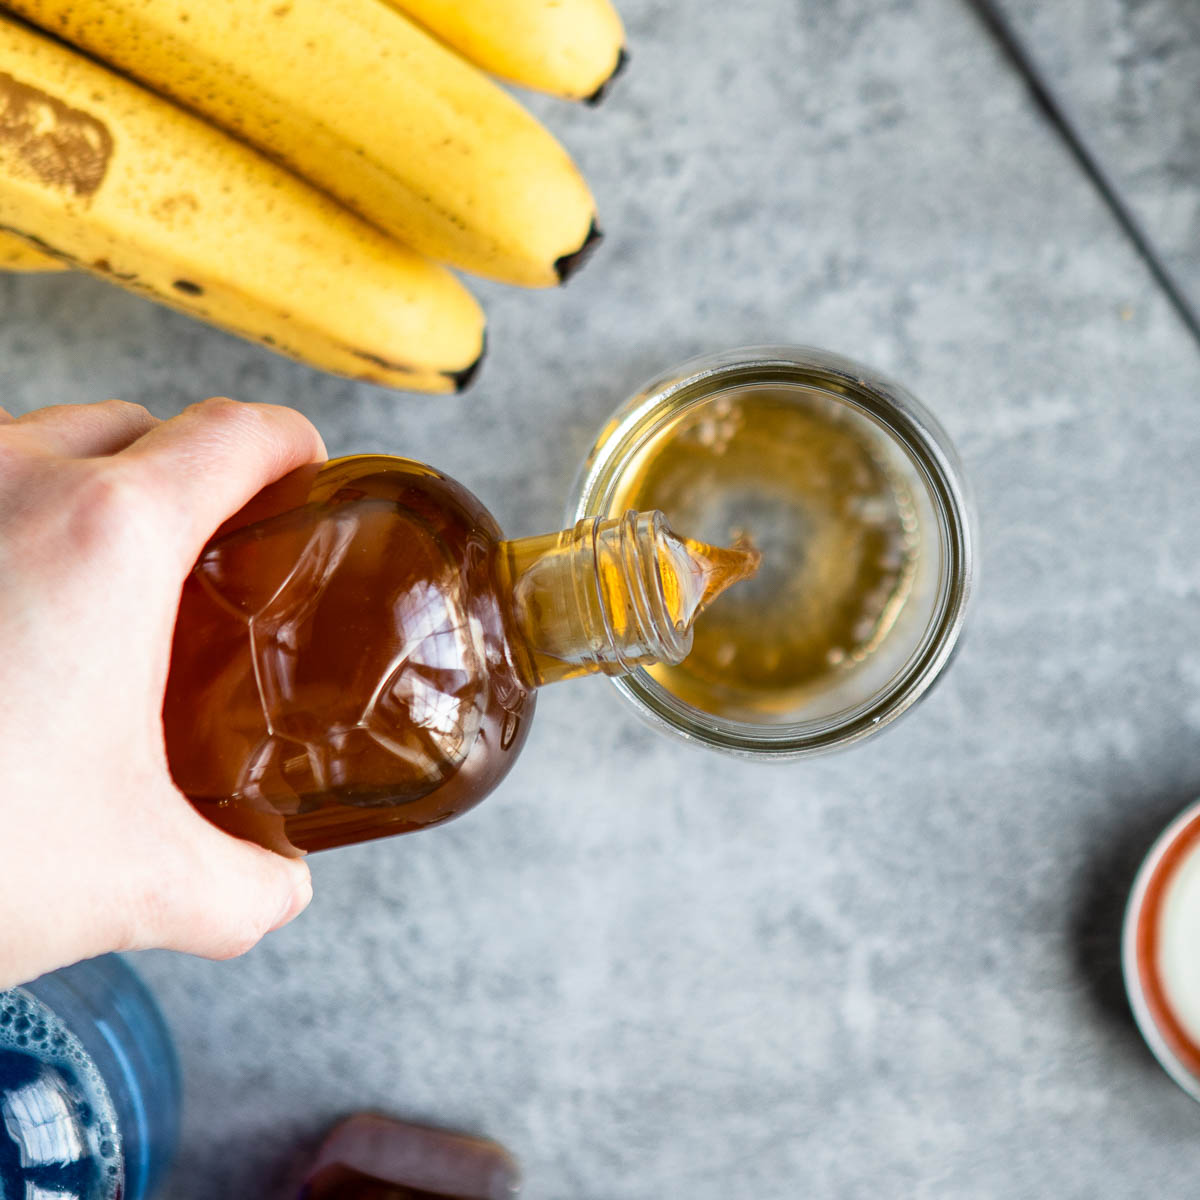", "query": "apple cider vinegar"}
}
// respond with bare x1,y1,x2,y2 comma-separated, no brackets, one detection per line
606,383,921,721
